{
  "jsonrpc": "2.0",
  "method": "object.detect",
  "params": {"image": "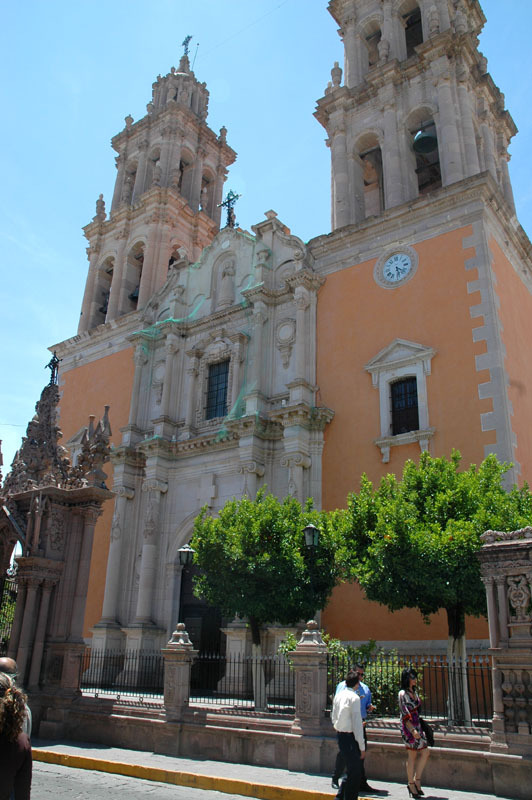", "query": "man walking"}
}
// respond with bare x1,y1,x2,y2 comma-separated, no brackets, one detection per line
331,669,365,800
332,663,376,793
